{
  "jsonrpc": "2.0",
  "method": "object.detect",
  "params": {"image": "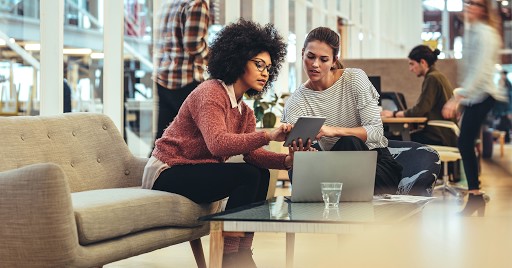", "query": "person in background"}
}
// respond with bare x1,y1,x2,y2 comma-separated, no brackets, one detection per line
492,70,512,143
282,27,403,195
442,0,506,213
63,79,72,113
381,45,457,147
143,19,311,268
153,0,209,148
